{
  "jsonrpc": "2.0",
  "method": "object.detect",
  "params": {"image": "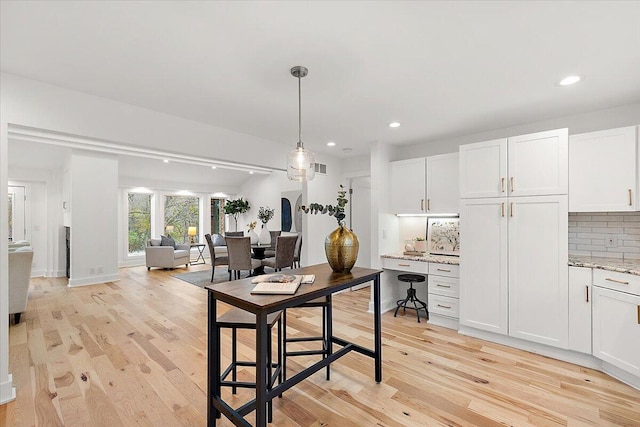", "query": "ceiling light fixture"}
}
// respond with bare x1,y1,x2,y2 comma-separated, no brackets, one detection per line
327,141,336,147
163,159,169,163
211,166,217,169
388,122,401,128
558,75,582,86
287,66,315,181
